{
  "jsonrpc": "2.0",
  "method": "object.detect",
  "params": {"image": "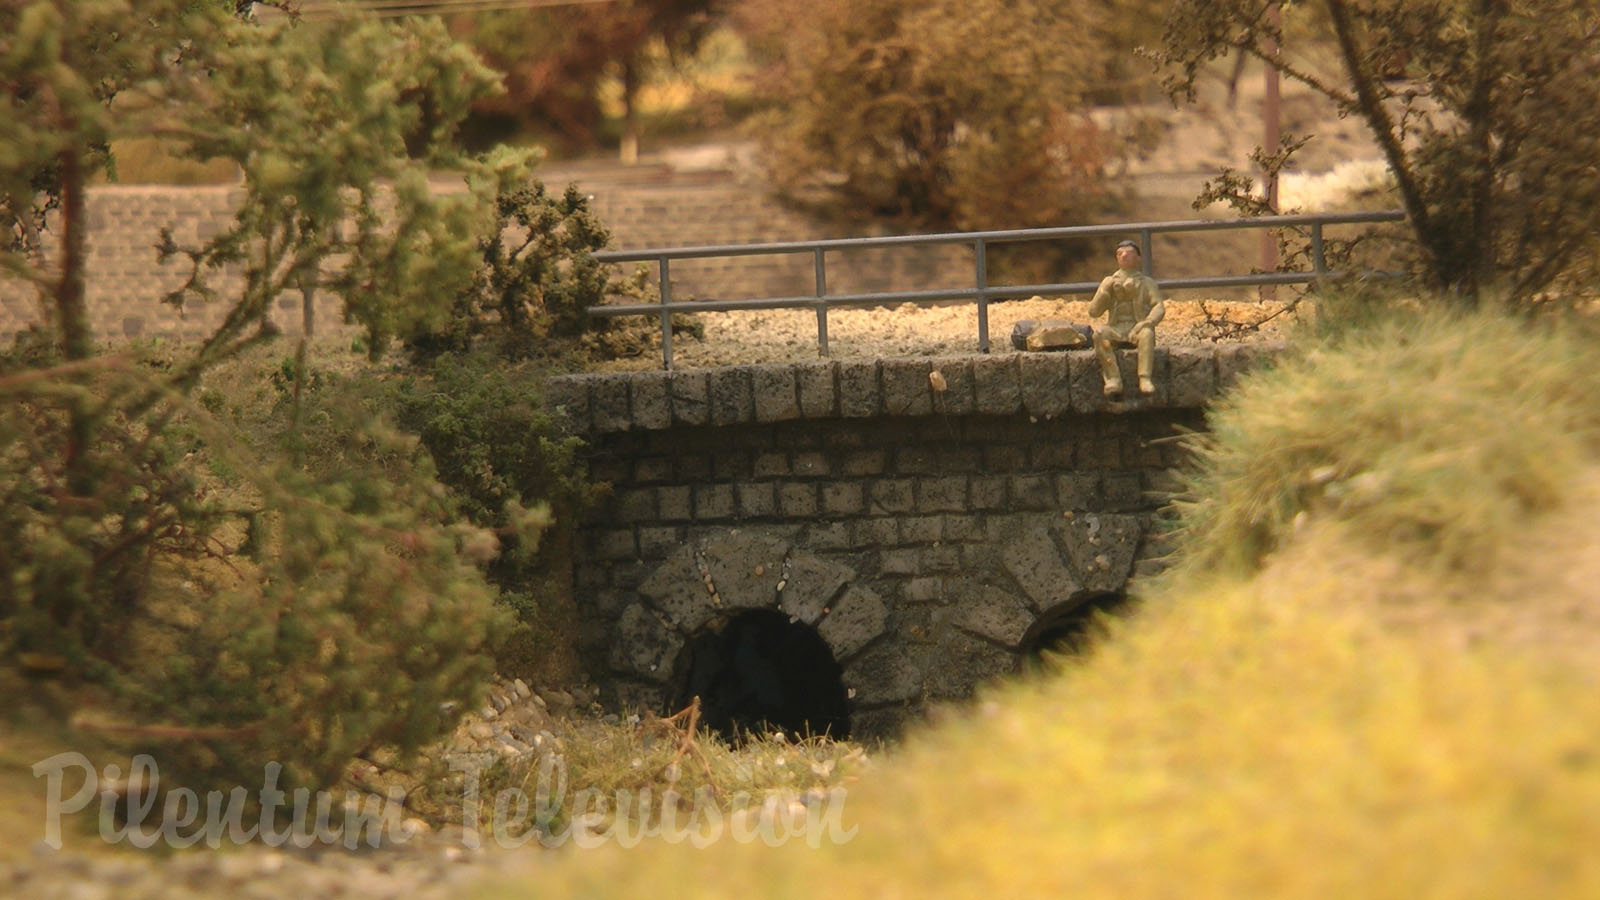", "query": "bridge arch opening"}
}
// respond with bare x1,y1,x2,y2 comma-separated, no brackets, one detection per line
1021,593,1131,666
671,609,851,742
